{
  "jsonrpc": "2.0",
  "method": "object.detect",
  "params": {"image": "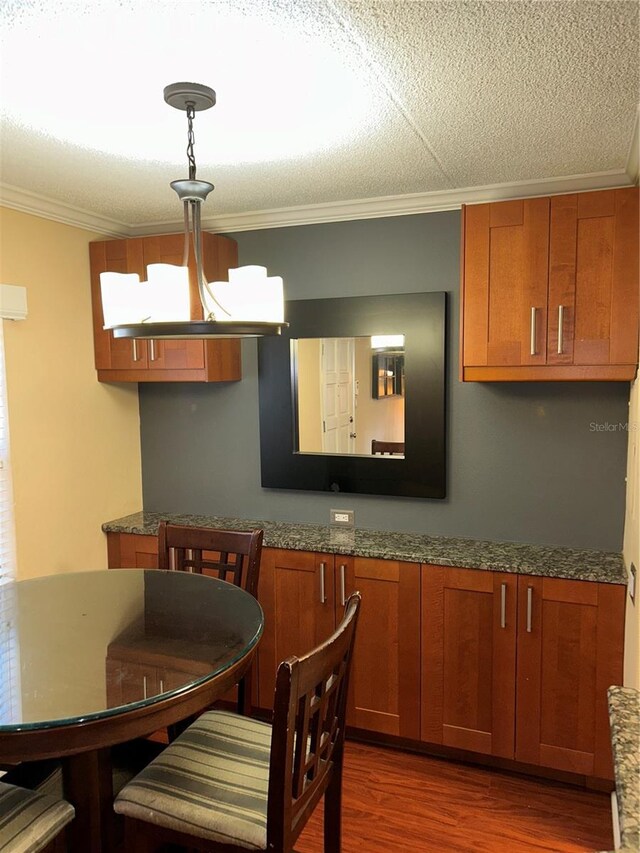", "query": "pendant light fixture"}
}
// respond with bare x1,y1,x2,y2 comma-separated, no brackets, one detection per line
100,82,287,340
